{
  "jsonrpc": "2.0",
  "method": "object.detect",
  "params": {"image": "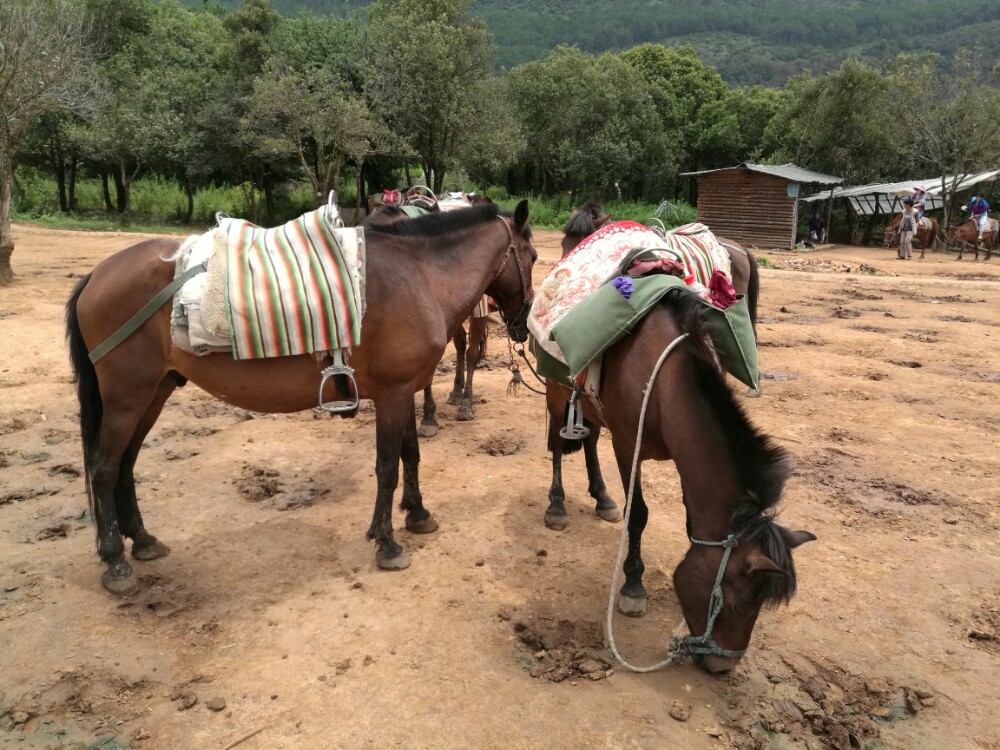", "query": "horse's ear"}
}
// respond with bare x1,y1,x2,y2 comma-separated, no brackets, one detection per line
745,549,785,577
783,530,817,549
514,200,529,233
570,207,580,217
595,213,613,228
